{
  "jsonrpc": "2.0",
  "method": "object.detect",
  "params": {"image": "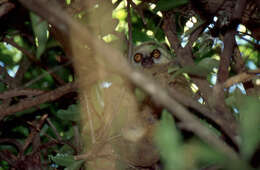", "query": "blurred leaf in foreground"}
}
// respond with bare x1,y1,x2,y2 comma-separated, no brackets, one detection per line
154,110,184,170
237,95,260,160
